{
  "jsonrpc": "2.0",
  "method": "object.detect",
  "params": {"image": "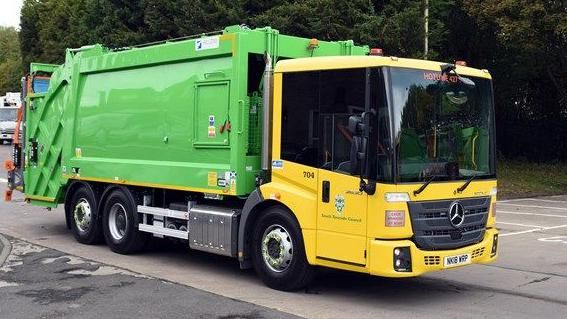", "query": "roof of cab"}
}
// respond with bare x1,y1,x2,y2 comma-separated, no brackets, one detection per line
274,56,491,79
